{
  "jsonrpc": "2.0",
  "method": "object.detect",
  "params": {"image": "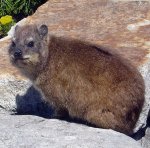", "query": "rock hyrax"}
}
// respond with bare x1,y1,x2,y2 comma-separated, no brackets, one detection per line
9,24,145,135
